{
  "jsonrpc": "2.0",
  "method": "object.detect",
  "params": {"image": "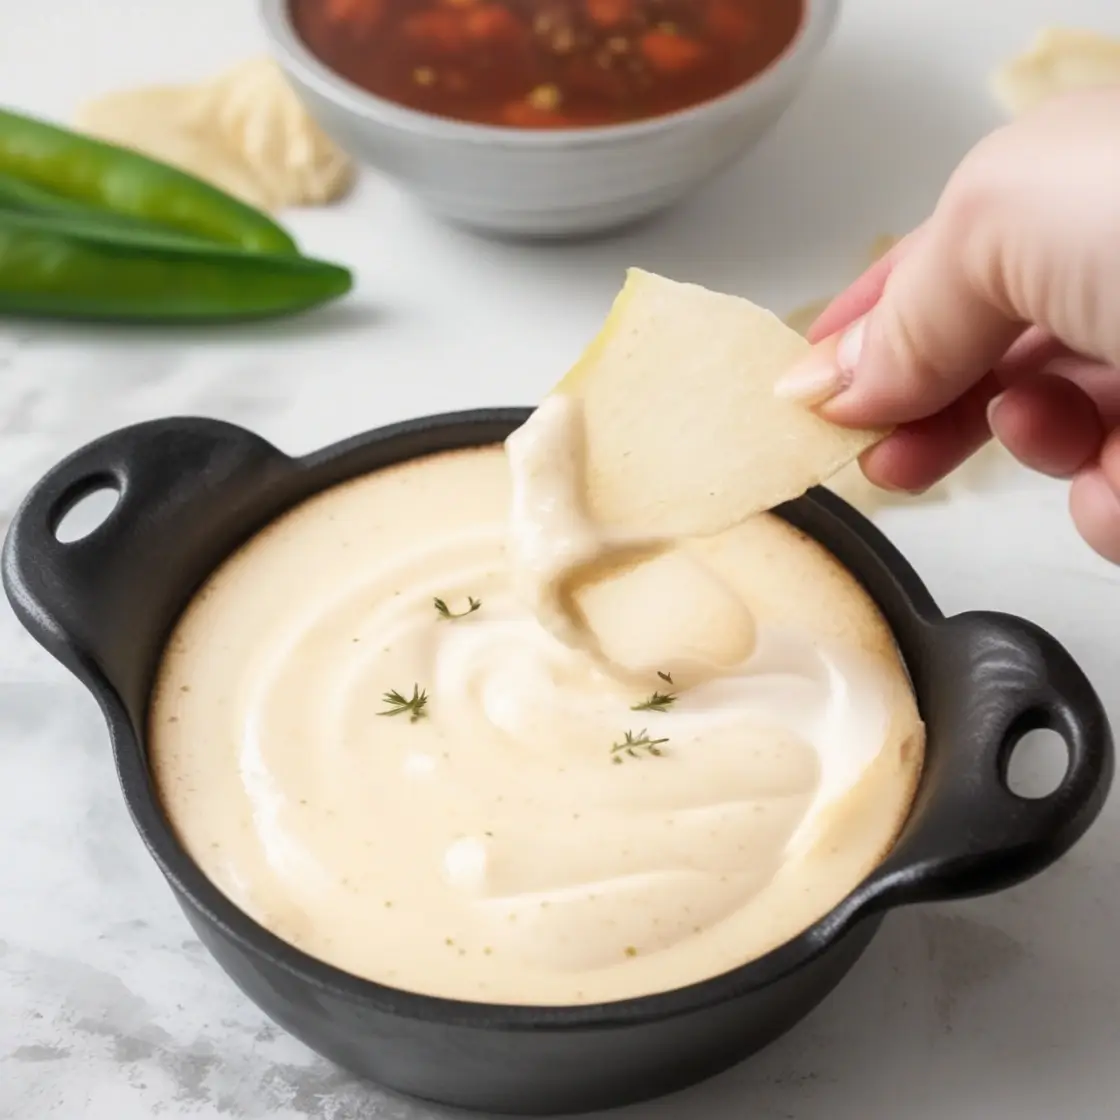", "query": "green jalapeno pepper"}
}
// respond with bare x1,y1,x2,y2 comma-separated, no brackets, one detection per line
0,107,297,254
0,210,351,321
0,168,217,243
